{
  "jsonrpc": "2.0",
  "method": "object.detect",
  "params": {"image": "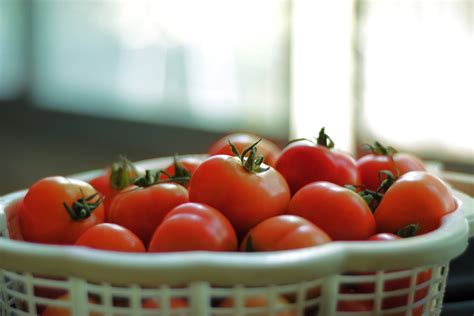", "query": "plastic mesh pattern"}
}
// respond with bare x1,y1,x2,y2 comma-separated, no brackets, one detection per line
0,264,448,316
